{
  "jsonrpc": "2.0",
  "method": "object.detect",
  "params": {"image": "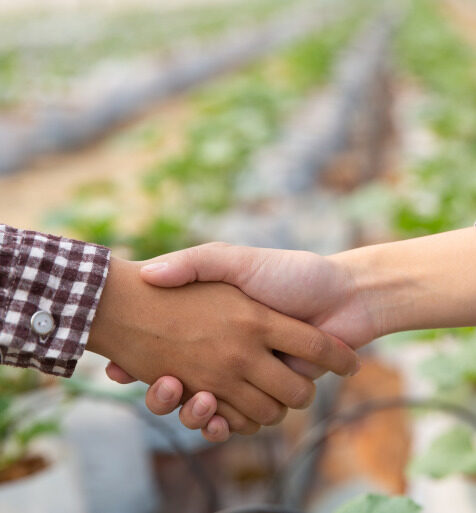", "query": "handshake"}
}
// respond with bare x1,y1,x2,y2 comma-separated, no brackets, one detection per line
87,229,476,442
